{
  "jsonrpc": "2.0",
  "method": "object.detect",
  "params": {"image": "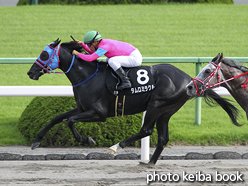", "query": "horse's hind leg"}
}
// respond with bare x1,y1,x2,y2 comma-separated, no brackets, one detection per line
149,113,170,164
31,107,80,150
